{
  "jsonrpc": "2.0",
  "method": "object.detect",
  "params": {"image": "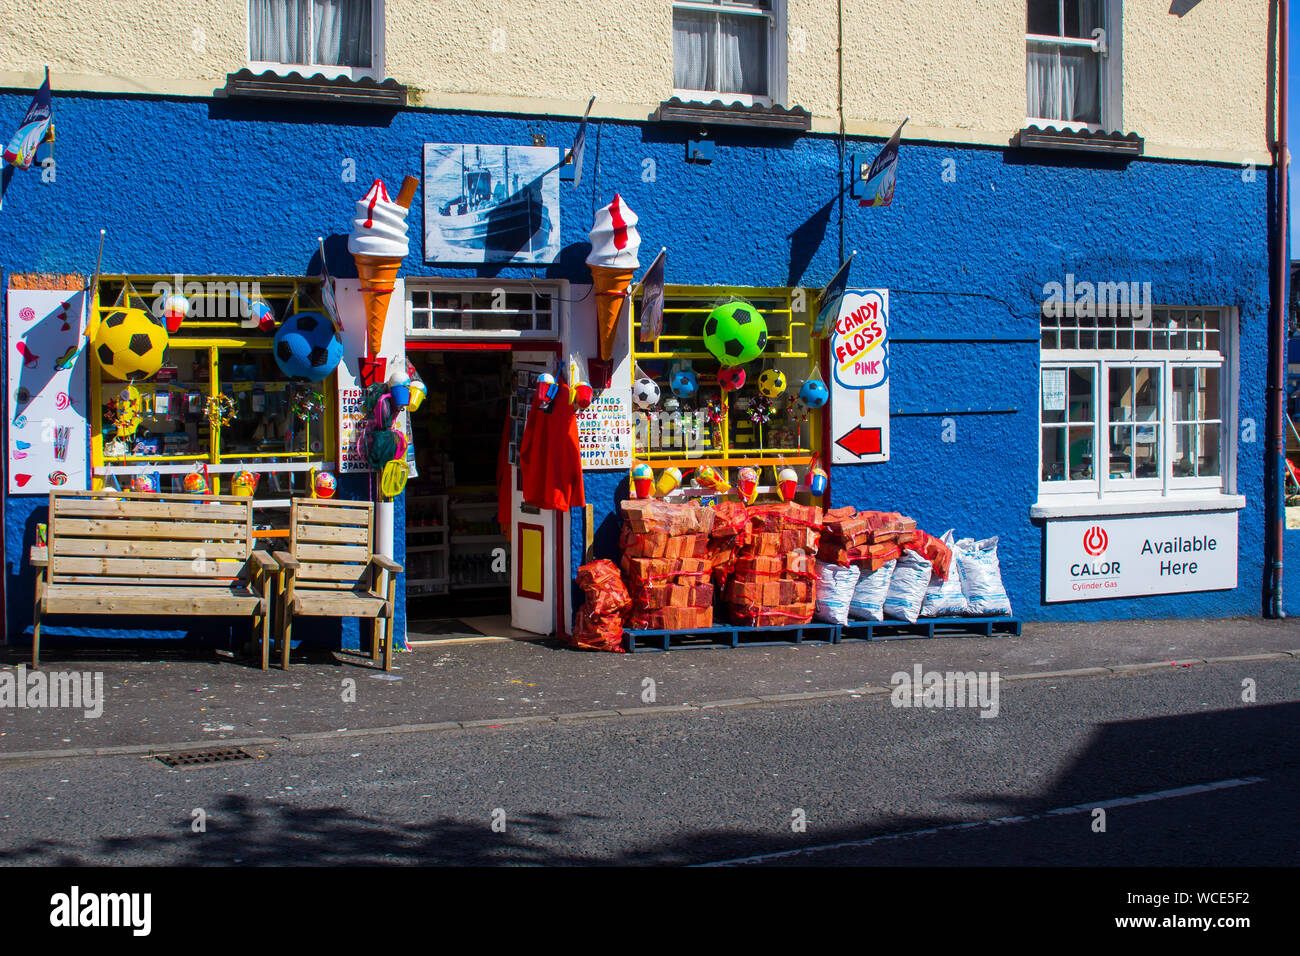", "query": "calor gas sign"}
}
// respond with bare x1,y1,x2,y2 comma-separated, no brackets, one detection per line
1044,512,1238,602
